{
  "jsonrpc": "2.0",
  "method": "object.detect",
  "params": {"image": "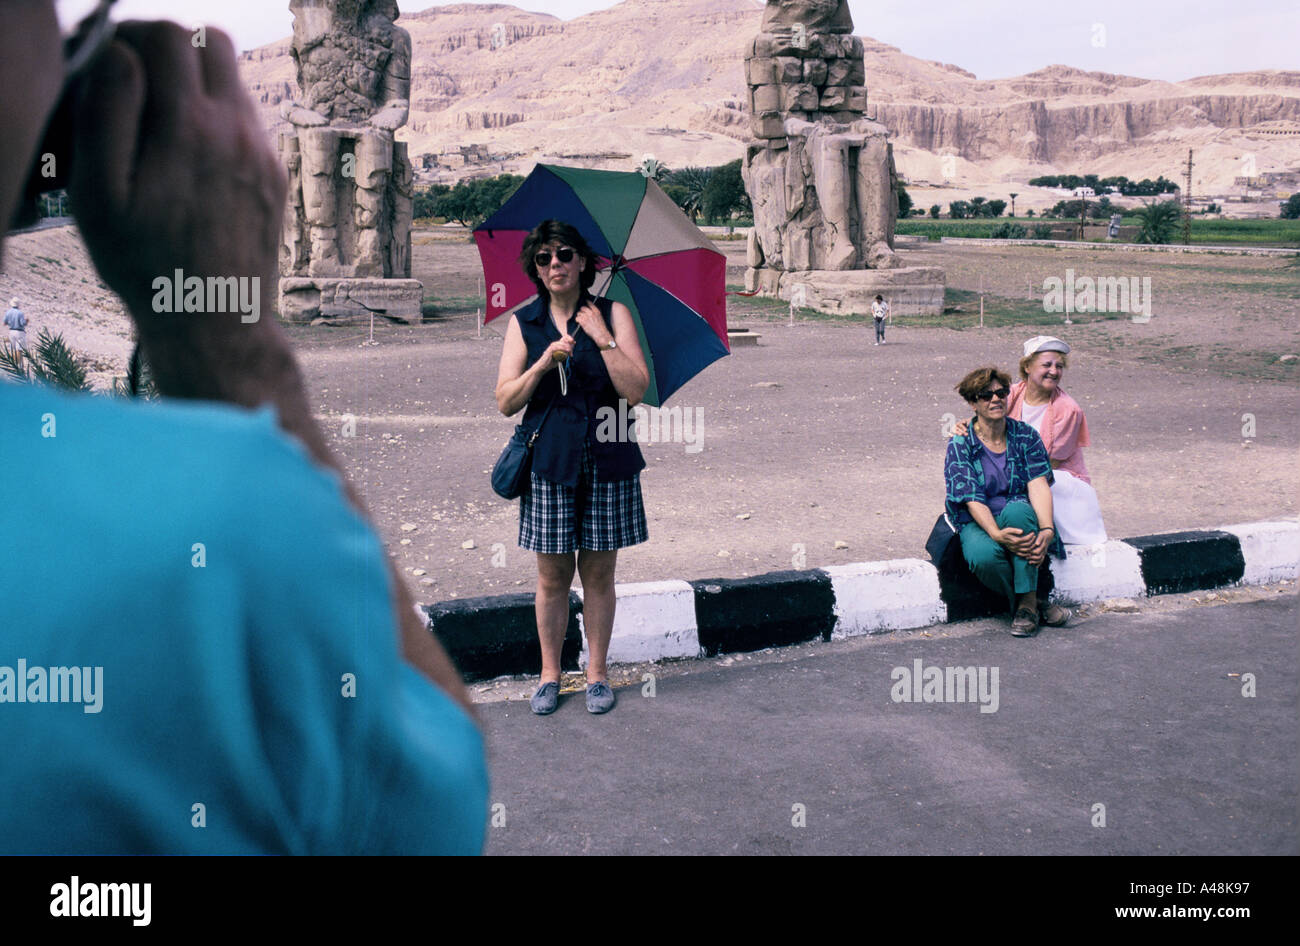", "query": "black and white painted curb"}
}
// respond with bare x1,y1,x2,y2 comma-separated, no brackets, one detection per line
420,519,1299,682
